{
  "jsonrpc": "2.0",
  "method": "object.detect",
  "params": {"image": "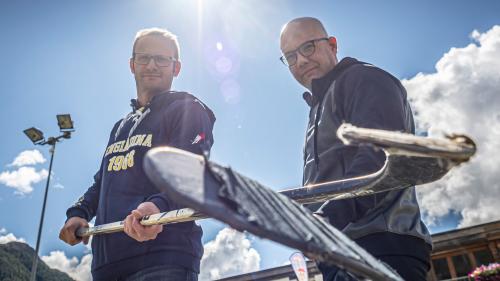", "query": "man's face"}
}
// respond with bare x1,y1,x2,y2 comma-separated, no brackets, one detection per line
280,24,337,90
130,35,180,94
